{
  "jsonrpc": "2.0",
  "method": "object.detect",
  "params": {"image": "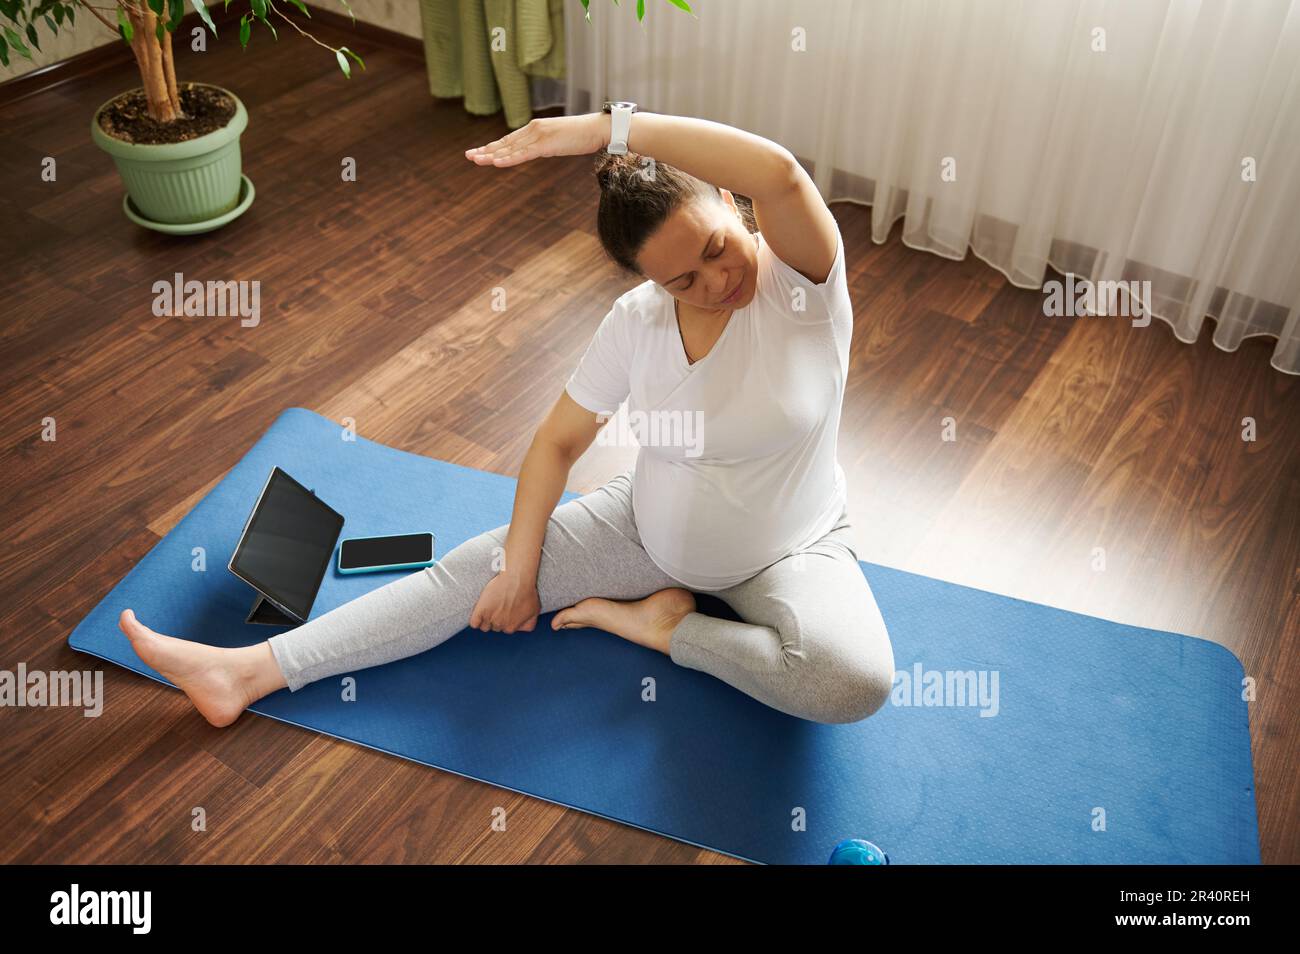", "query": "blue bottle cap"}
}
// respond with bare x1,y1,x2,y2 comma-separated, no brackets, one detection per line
828,838,890,865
